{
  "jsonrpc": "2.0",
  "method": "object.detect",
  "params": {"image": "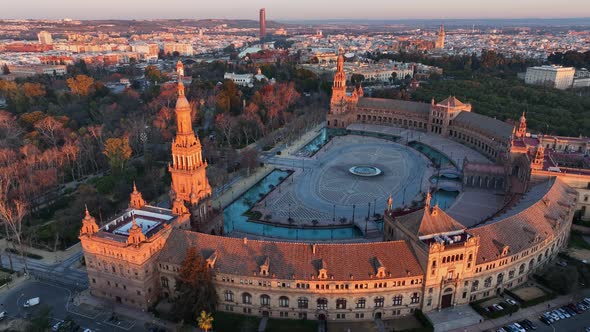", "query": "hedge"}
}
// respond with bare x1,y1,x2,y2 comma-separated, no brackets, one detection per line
406,309,434,332
470,299,519,319
504,288,556,308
